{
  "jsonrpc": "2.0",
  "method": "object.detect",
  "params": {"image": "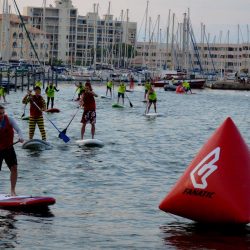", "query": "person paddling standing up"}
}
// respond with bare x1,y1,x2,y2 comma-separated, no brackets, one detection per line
0,105,24,196
146,85,157,113
129,76,135,90
75,82,85,101
22,86,47,141
35,80,42,88
106,80,113,97
45,82,59,109
144,79,152,100
80,82,98,139
0,86,7,103
117,82,126,105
